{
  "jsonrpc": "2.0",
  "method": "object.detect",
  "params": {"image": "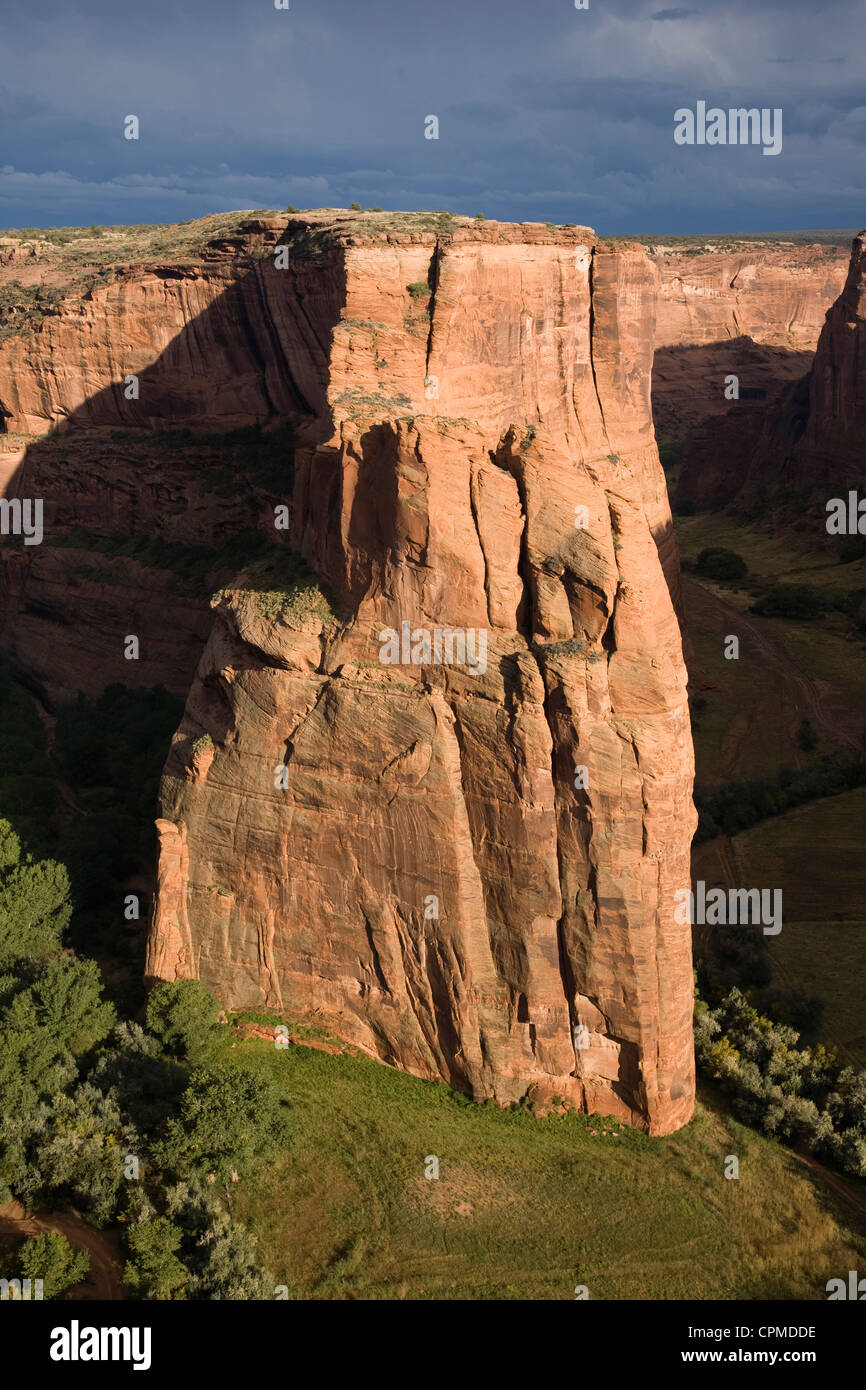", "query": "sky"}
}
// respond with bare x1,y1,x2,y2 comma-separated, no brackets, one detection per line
1,0,864,234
